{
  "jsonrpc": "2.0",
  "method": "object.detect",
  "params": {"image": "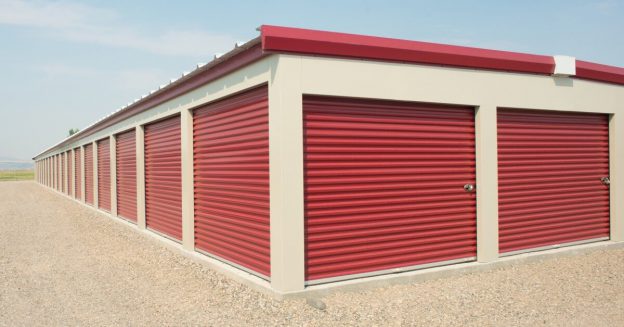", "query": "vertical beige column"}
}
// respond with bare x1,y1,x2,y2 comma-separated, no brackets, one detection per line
93,141,99,208
80,146,86,202
268,55,305,292
110,135,118,217
136,126,146,229
475,105,499,262
181,108,195,251
610,113,623,241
